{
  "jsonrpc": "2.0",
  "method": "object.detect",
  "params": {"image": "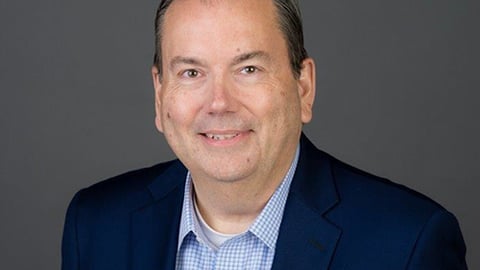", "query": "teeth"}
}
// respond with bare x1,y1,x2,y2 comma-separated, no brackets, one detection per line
205,133,239,140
